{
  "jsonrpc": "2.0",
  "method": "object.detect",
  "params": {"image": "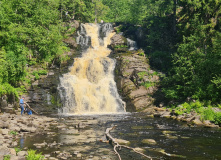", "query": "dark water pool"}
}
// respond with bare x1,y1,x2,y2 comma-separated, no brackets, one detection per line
19,113,221,160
